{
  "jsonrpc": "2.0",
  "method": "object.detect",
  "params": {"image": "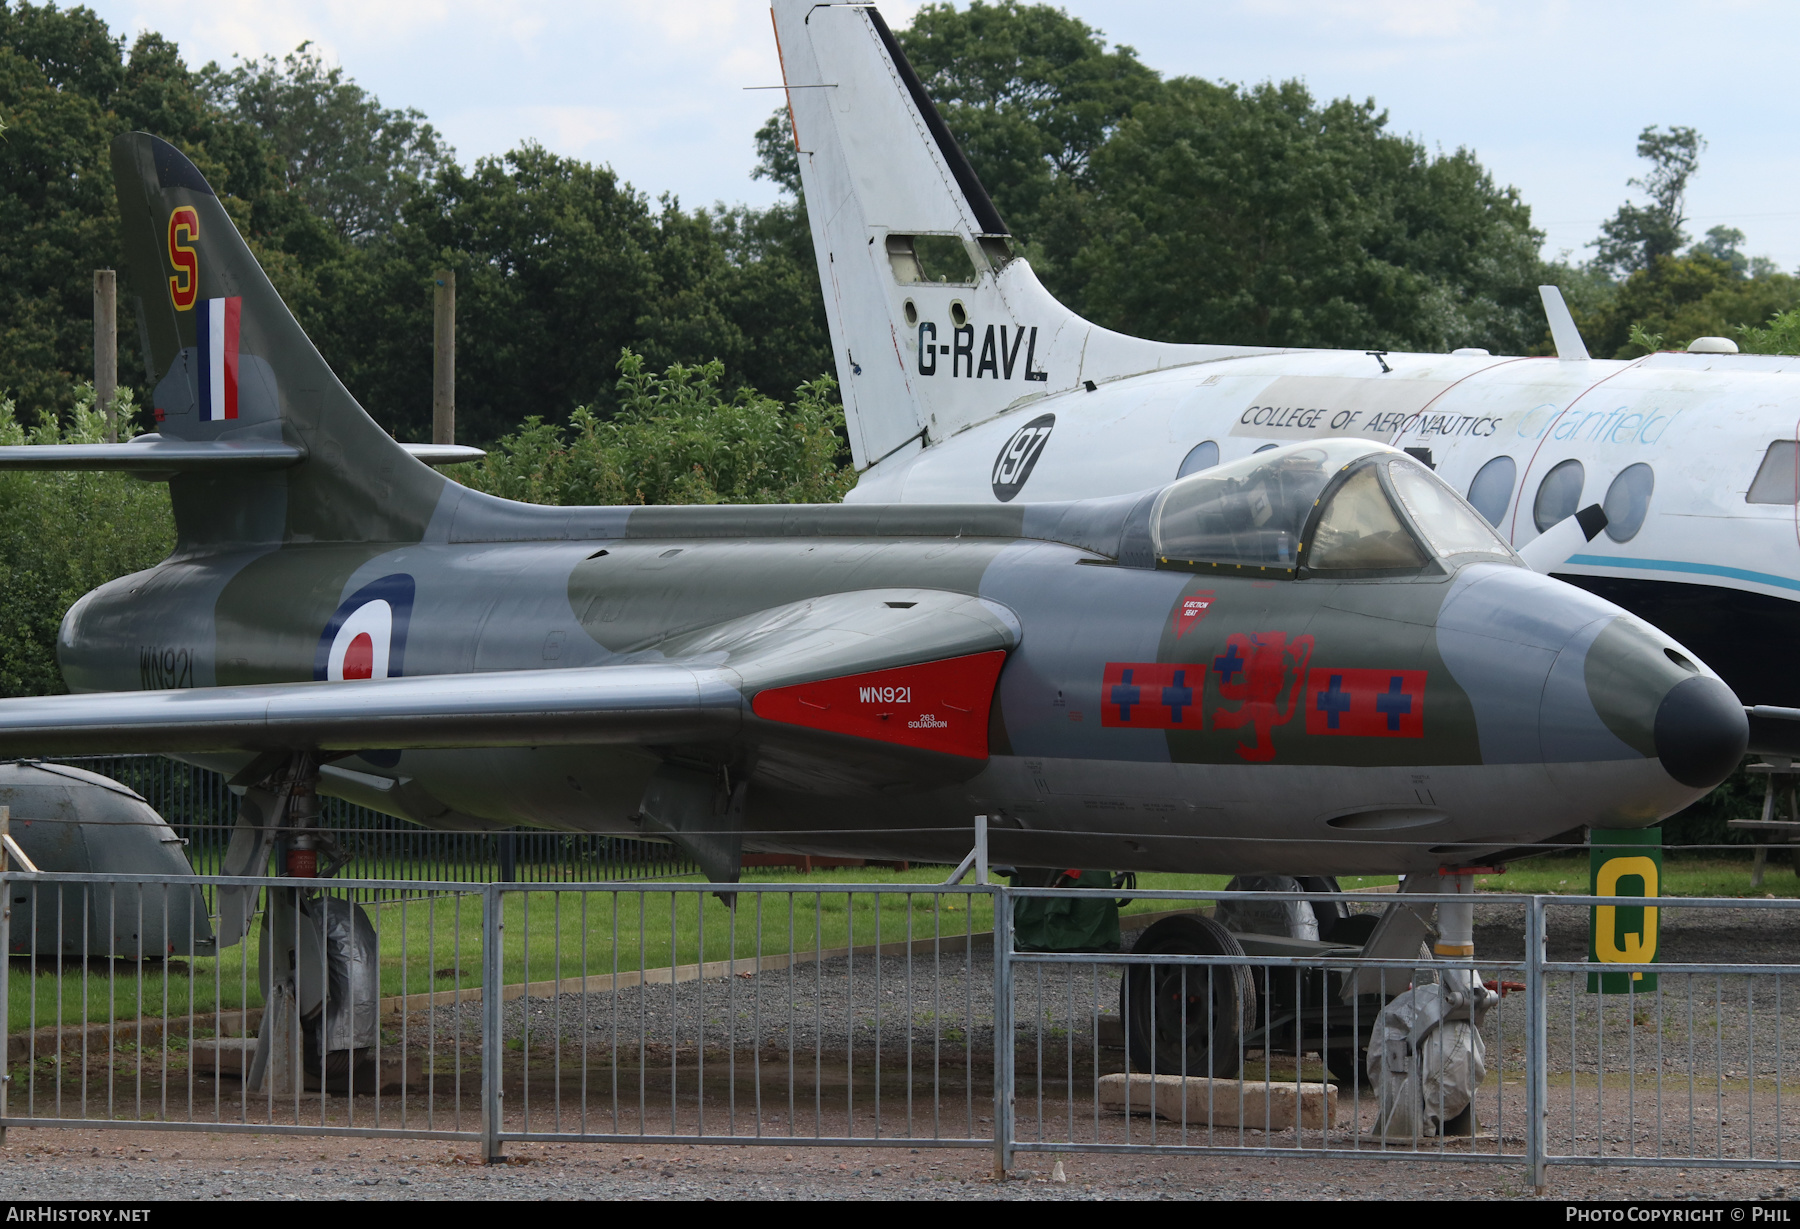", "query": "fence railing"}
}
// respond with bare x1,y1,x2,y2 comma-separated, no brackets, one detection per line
1,869,1795,1186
